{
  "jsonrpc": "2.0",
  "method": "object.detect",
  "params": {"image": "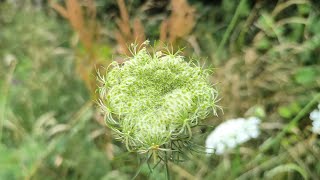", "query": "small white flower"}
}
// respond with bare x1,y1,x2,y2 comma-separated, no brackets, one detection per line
155,51,163,57
205,117,261,155
4,53,16,66
310,104,320,134
142,40,150,45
